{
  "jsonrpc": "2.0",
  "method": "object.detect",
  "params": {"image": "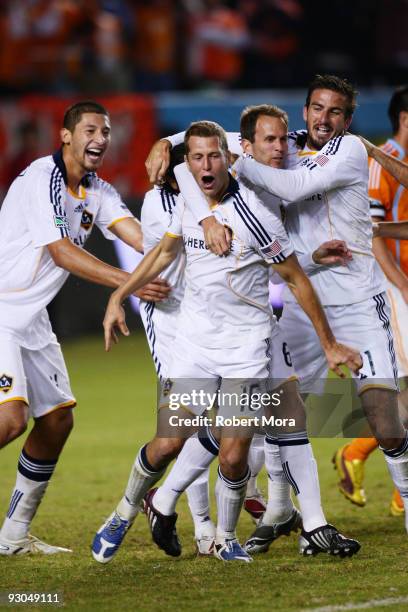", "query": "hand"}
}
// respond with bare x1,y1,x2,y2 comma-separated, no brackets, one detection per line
201,216,231,256
312,240,352,266
358,135,375,157
103,293,129,352
134,278,171,302
323,341,363,378
145,139,171,184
